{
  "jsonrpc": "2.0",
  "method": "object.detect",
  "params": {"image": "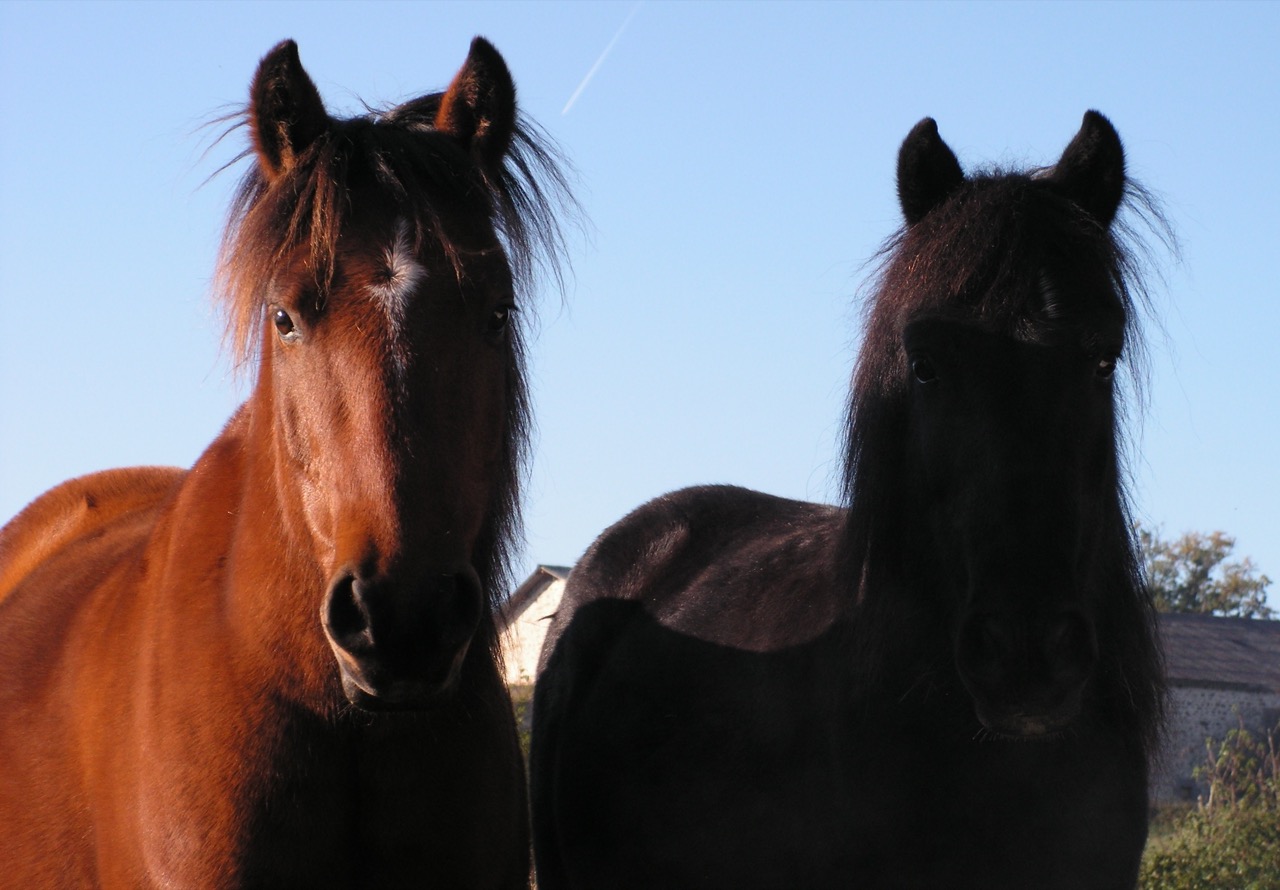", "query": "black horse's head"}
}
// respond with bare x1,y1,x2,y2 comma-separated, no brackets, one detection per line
846,113,1164,742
